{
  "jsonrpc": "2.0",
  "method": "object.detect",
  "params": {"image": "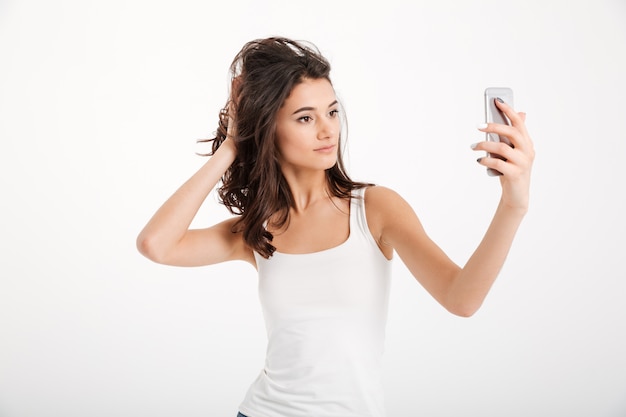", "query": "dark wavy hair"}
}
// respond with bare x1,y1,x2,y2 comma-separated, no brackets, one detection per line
199,37,370,259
